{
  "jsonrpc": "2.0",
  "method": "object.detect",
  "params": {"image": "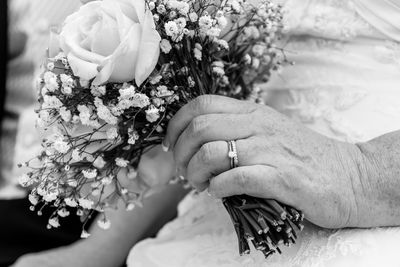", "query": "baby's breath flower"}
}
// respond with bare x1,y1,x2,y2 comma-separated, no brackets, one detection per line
71,149,83,161
97,218,111,230
157,4,166,14
78,198,94,209
81,230,91,239
94,98,118,125
91,85,106,97
58,208,70,217
165,21,179,37
18,174,31,187
252,44,265,57
65,197,78,207
59,107,72,122
160,39,172,54
145,105,160,123
82,169,97,179
106,127,119,140
194,43,202,61
53,139,71,154
199,15,213,30
115,158,129,168
48,217,60,228
28,194,39,205
189,12,198,22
